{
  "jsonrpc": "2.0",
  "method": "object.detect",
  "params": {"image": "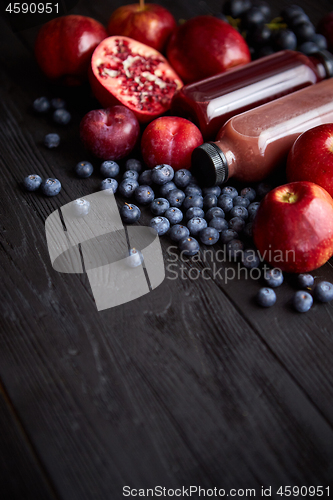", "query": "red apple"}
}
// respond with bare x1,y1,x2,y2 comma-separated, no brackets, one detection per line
317,12,333,52
252,181,333,273
166,15,251,84
35,15,108,86
286,124,333,197
141,116,203,170
80,105,140,160
107,0,176,53
89,36,183,123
